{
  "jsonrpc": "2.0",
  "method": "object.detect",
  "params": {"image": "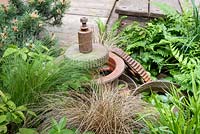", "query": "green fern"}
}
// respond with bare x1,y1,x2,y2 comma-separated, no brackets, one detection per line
170,44,200,69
